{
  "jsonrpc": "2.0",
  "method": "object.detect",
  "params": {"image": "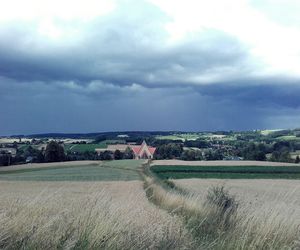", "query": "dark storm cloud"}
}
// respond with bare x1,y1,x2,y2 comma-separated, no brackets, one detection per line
0,77,270,135
0,0,249,87
196,78,300,108
1,0,300,135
